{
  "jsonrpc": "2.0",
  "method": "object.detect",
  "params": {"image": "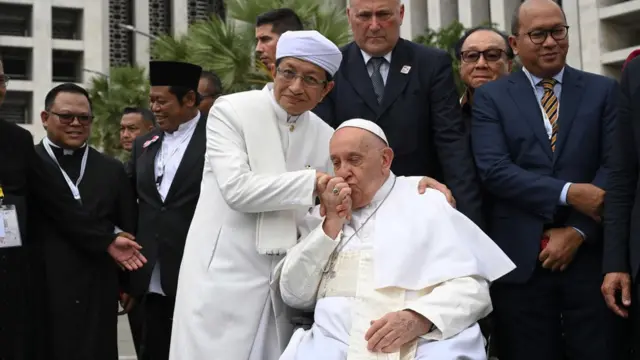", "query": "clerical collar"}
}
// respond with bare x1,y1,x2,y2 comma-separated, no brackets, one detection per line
265,83,304,124
371,172,396,204
46,138,87,156
164,112,199,138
